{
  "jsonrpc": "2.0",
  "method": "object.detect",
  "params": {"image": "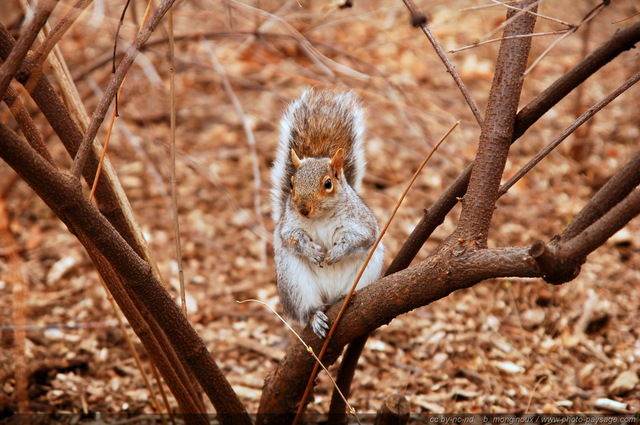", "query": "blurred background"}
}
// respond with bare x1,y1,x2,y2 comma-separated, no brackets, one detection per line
0,0,639,415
